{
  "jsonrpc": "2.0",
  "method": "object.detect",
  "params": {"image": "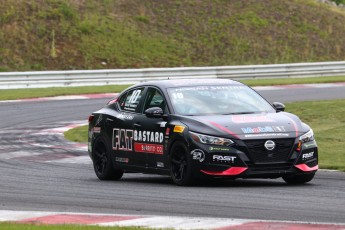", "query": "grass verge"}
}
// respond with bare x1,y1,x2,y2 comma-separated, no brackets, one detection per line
65,99,345,172
0,222,143,230
1,76,344,101
285,99,345,171
0,85,131,101
240,75,345,86
64,125,88,143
